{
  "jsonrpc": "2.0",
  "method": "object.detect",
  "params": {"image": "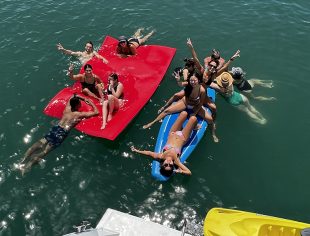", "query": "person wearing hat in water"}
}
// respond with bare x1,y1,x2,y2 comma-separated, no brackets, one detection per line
116,28,155,57
230,67,276,101
18,94,99,175
57,41,108,65
210,72,267,125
